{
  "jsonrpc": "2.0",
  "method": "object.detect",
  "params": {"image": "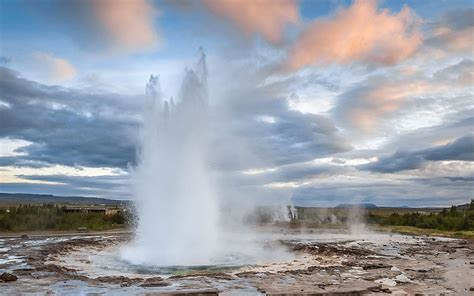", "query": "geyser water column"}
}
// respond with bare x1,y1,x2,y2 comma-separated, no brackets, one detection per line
122,50,219,266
